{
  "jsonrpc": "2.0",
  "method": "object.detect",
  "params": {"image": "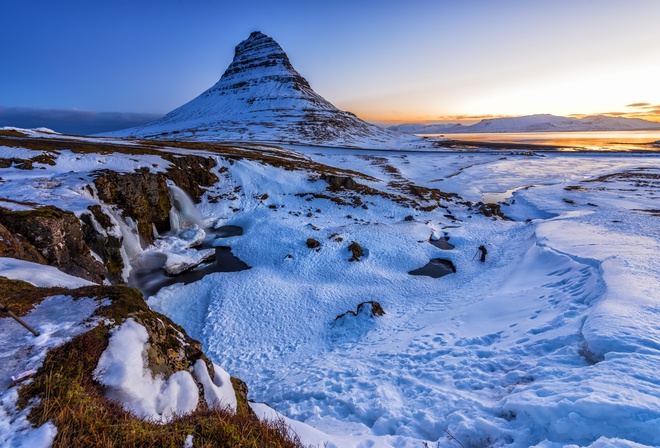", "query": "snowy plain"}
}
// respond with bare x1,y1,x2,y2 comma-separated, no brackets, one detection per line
148,148,660,447
0,129,659,447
